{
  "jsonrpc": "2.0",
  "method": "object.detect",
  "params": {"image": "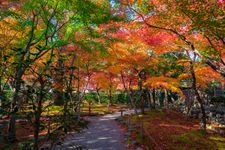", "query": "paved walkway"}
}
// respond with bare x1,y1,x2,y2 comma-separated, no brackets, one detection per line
53,110,136,150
